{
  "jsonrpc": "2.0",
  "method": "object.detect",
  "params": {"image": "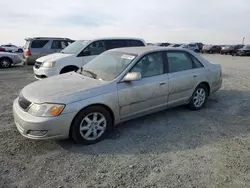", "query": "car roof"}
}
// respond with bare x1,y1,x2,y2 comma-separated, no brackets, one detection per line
109,46,192,55
78,37,145,43
25,37,72,41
